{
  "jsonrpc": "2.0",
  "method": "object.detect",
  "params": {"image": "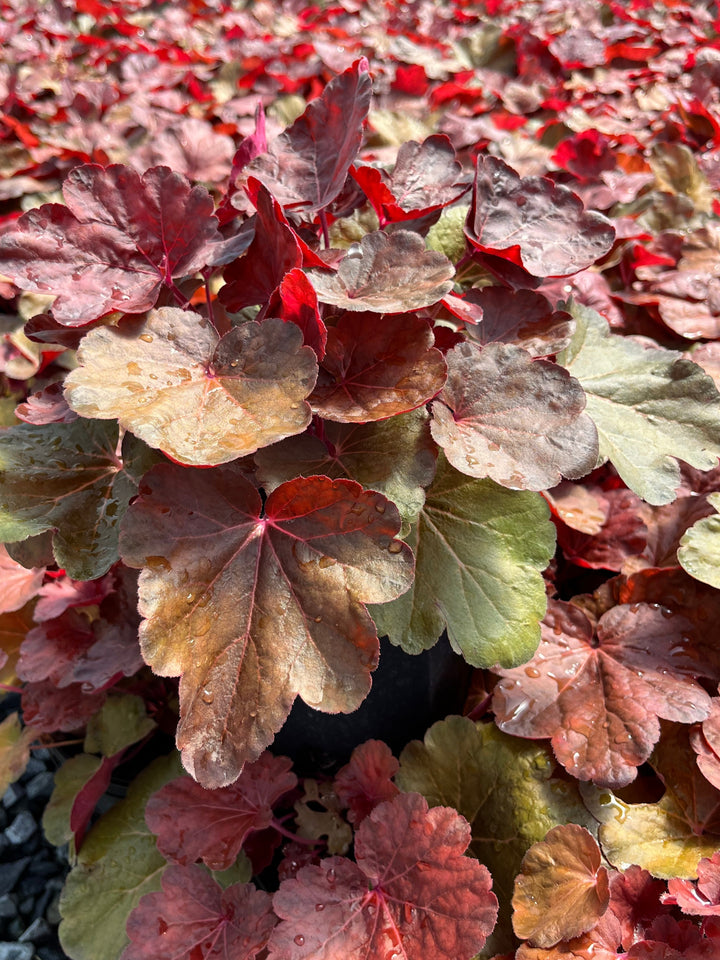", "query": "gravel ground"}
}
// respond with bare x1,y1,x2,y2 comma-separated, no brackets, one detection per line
0,696,69,960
